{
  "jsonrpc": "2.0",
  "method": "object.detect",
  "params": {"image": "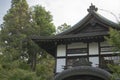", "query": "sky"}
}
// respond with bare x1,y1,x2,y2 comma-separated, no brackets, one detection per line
0,0,120,27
